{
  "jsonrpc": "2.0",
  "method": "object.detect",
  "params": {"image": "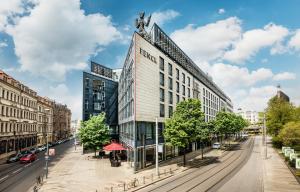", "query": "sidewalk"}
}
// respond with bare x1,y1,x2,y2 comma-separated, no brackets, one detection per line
263,137,300,192
30,145,225,192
